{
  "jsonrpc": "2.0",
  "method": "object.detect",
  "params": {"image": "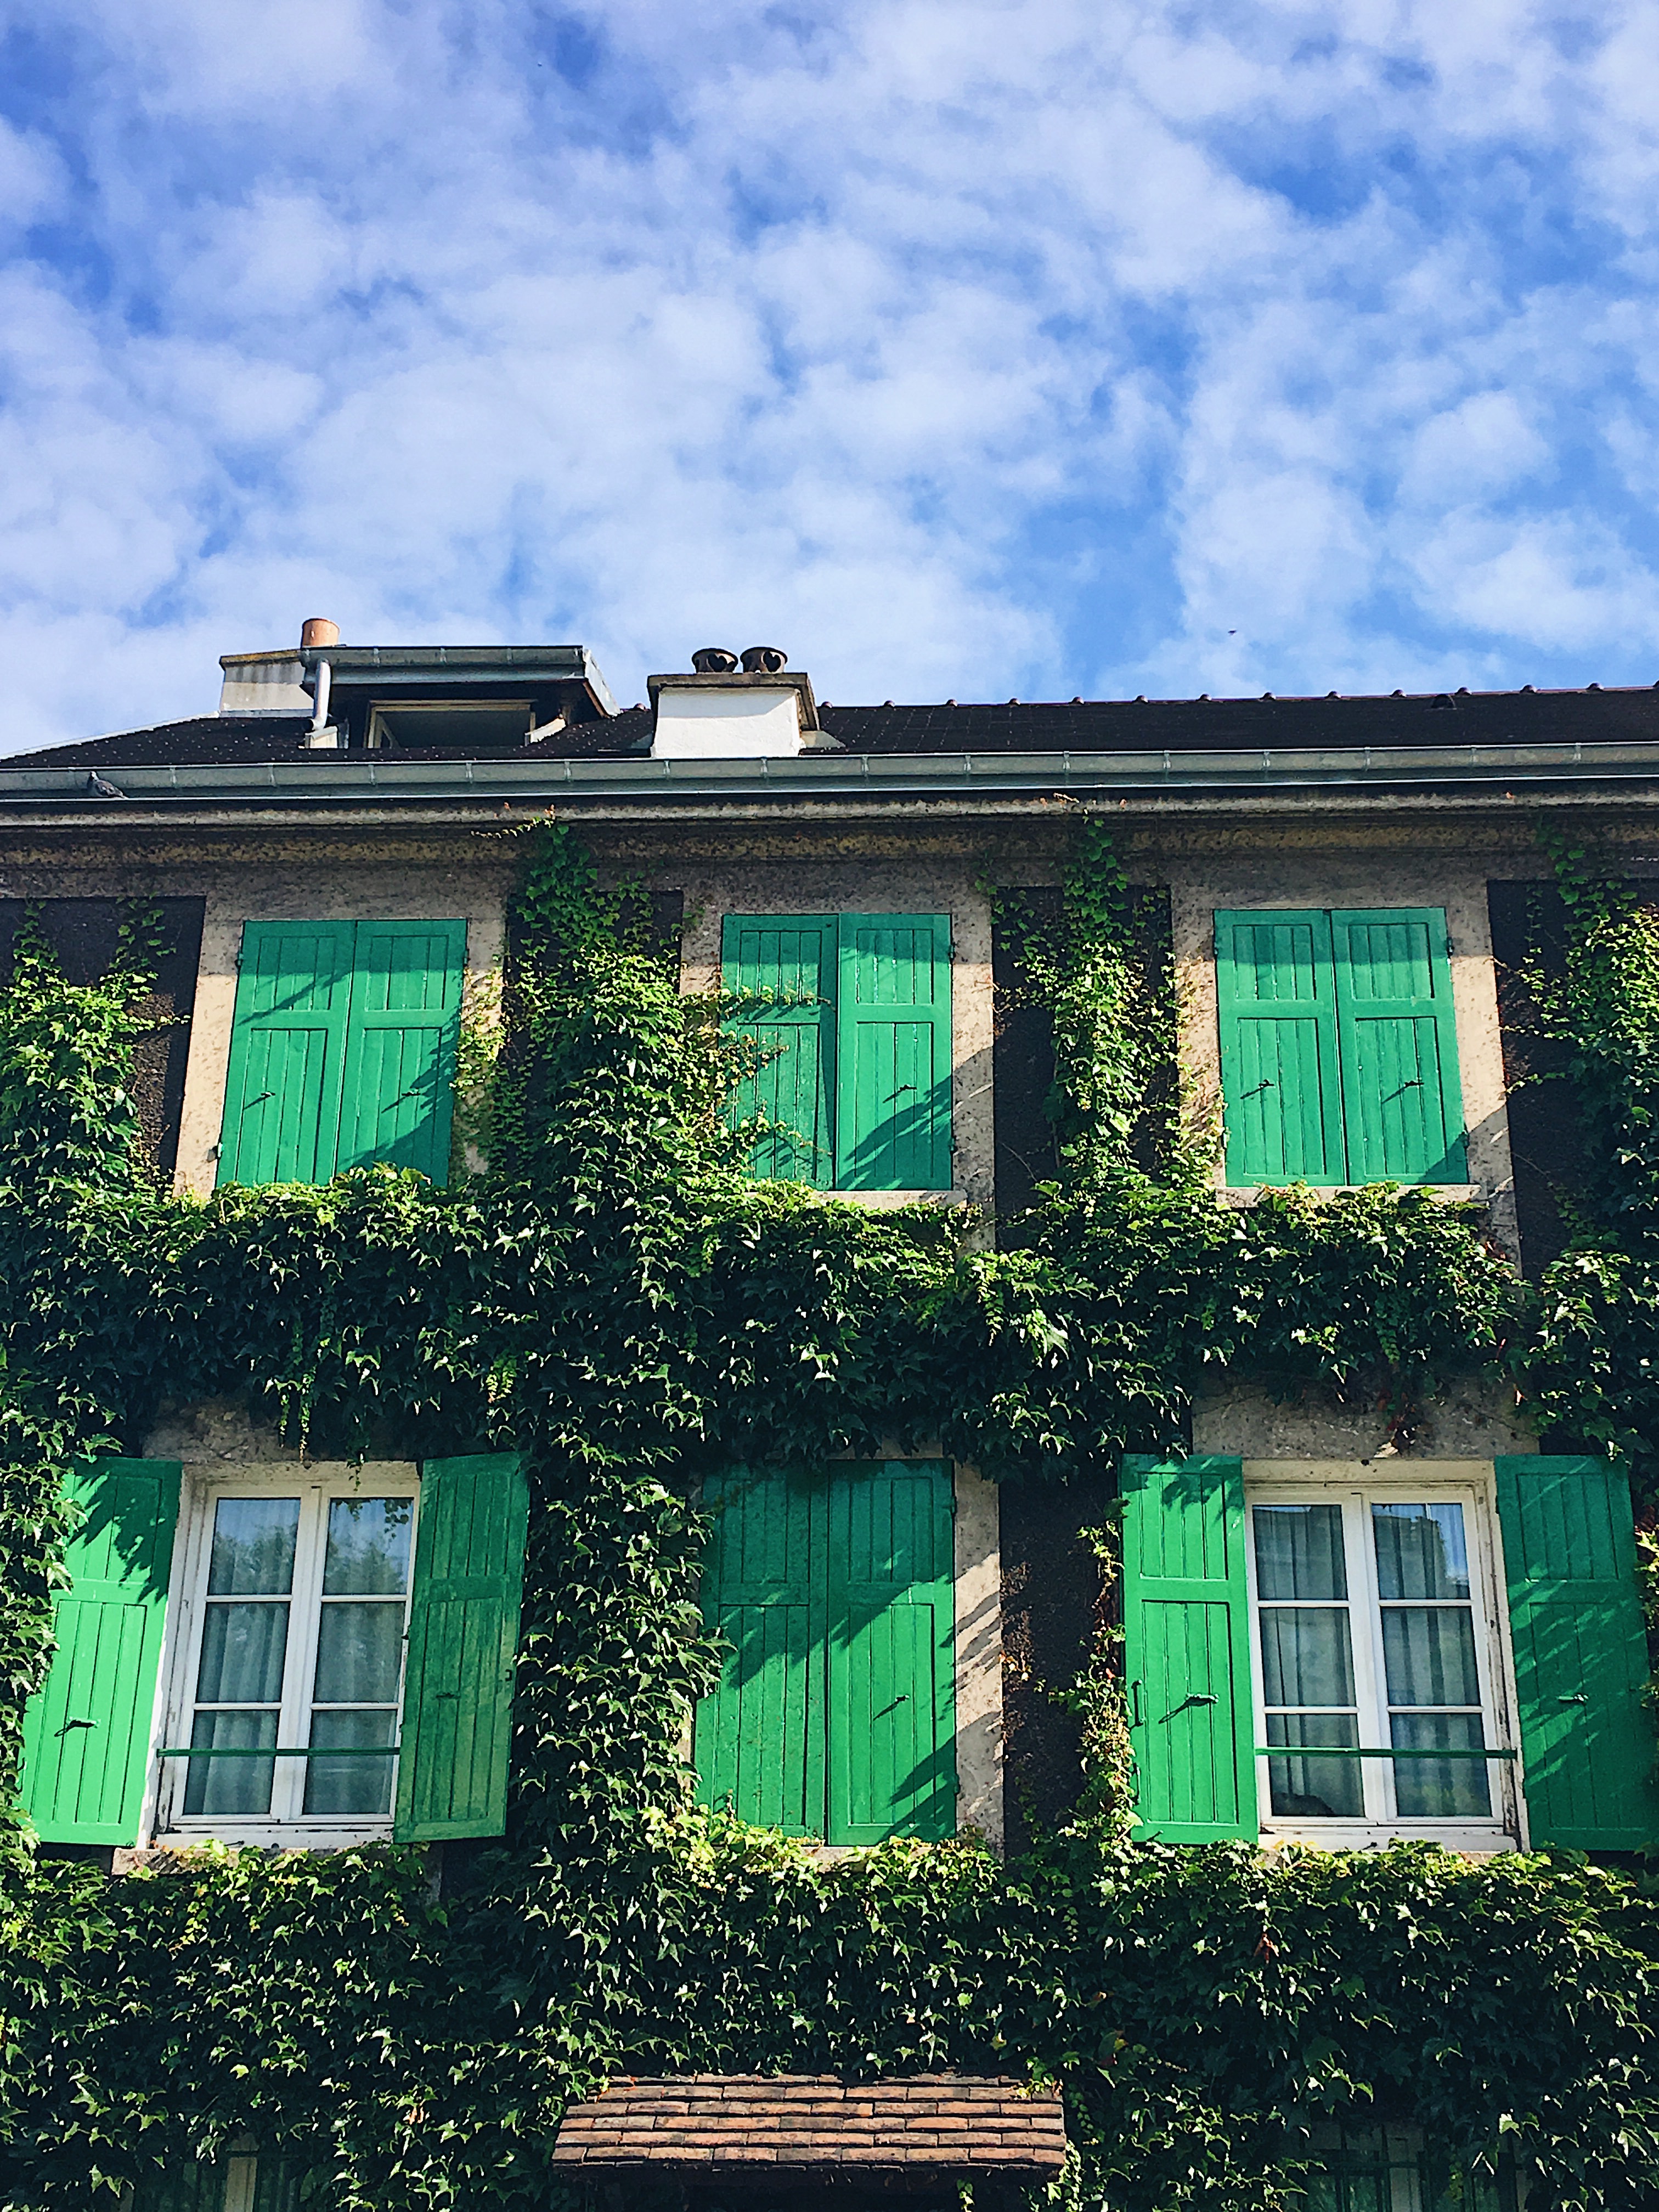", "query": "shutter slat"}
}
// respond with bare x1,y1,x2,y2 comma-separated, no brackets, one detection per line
217,922,355,1186
721,916,836,1187
1330,907,1467,1183
1496,1455,1659,1849
337,919,466,1183
836,915,953,1191
1215,912,1344,1186
393,1454,529,1843
1122,1455,1256,1842
693,1469,822,1834
19,1459,181,1846
826,1460,955,1845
